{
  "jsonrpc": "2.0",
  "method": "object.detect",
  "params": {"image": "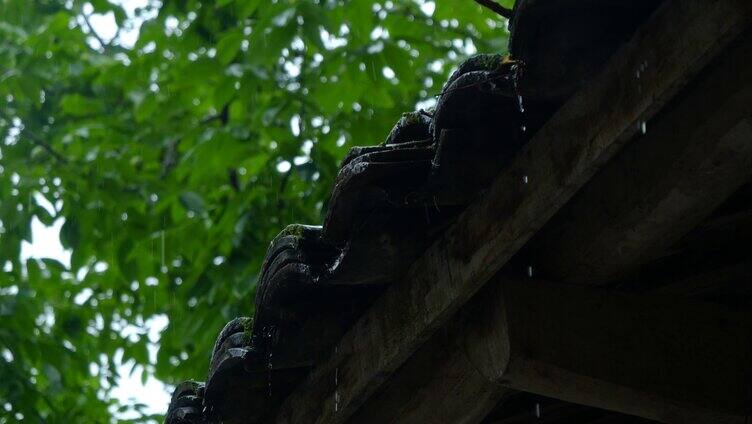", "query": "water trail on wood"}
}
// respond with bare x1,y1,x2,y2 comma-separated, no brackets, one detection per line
636,61,648,135
512,61,527,134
